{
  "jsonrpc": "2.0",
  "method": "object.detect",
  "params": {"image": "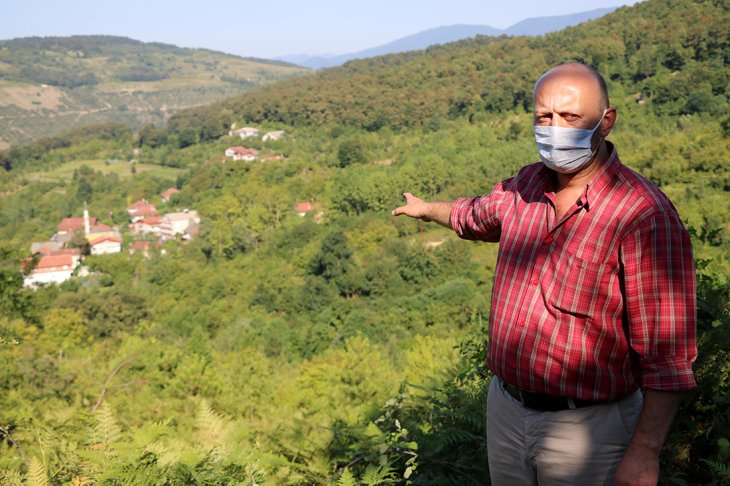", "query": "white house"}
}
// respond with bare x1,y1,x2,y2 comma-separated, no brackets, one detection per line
224,146,258,161
129,216,163,236
23,254,77,287
262,130,285,142
232,127,260,139
89,236,122,255
160,210,201,239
